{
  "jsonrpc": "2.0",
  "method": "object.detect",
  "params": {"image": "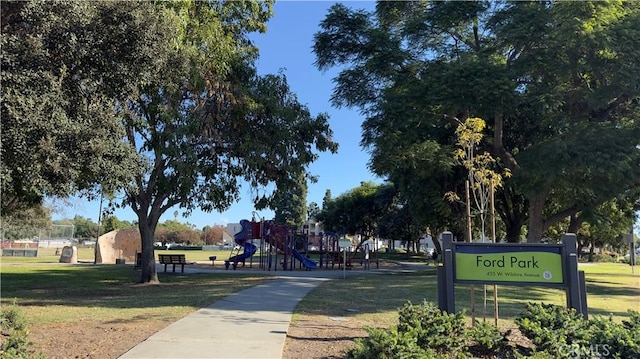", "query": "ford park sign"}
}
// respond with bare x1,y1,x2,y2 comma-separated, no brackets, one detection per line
455,245,564,284
437,233,587,318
